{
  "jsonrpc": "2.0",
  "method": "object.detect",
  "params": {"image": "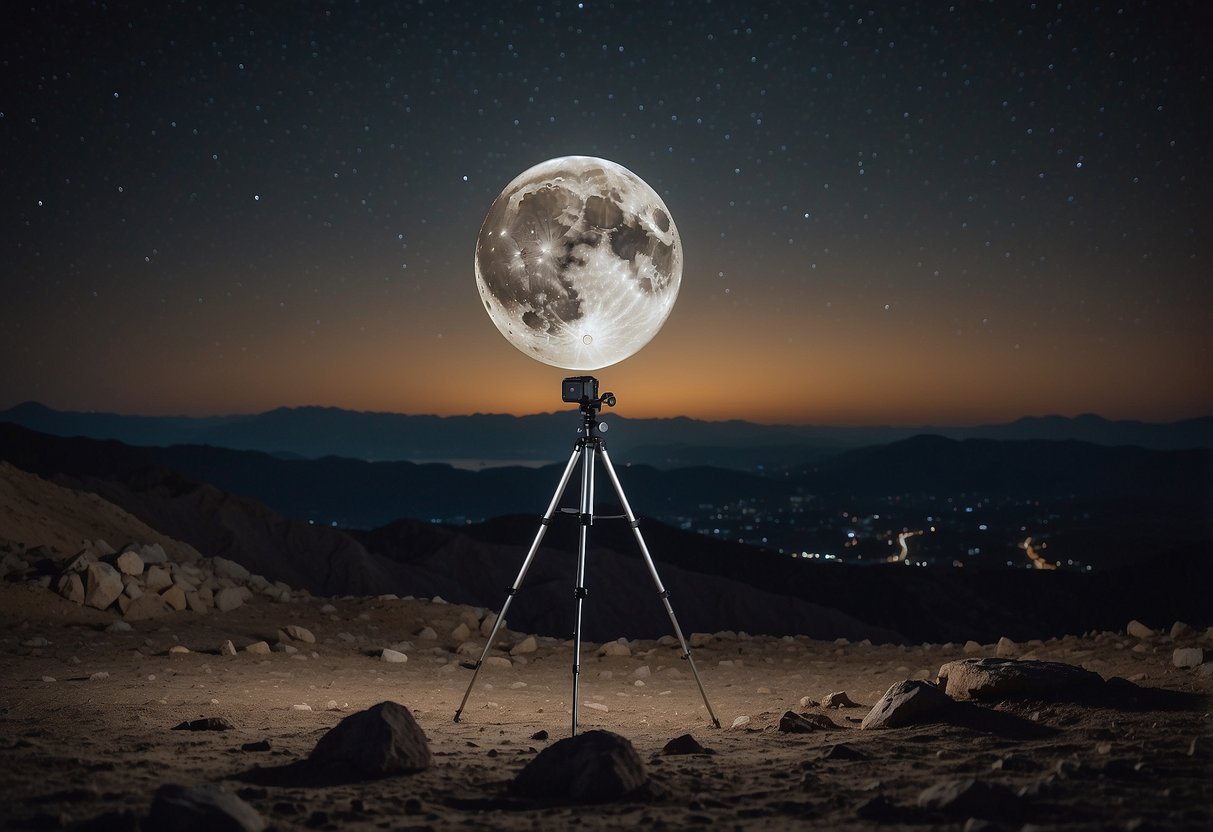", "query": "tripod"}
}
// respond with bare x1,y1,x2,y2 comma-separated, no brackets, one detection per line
453,379,721,736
